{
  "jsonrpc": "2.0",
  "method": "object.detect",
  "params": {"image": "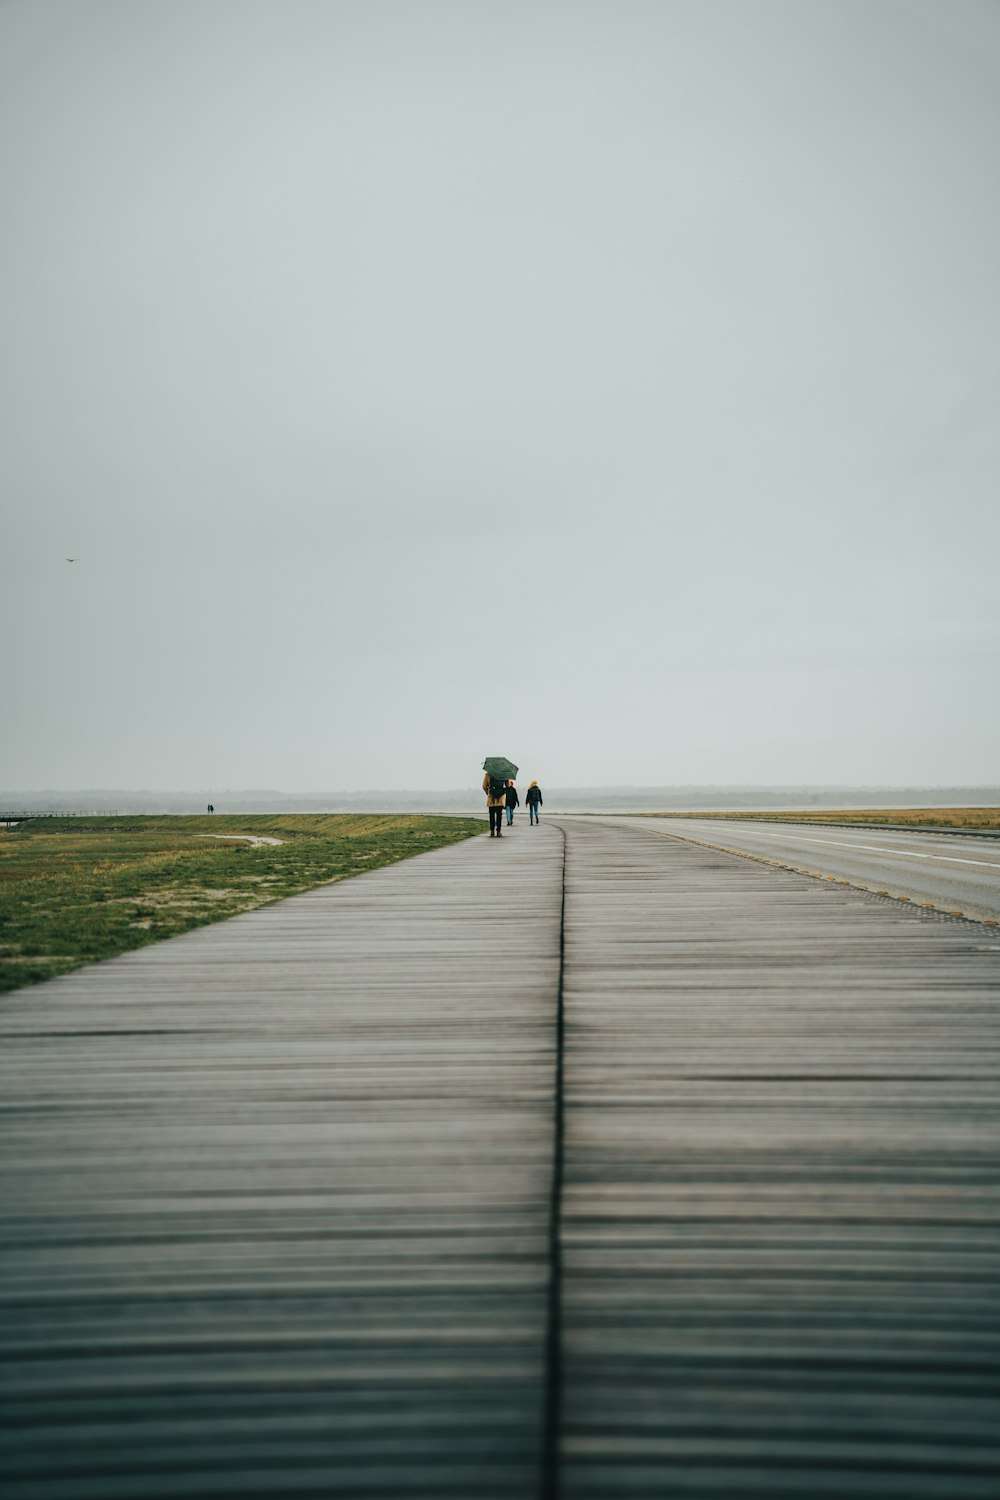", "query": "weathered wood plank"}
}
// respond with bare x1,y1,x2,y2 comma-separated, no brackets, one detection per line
557,818,1000,1500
